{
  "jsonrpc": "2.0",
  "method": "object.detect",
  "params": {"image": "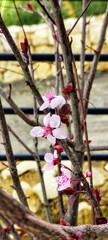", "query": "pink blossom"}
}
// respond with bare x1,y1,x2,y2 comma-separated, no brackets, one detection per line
39,90,66,111
56,167,71,191
30,113,67,145
42,150,58,171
